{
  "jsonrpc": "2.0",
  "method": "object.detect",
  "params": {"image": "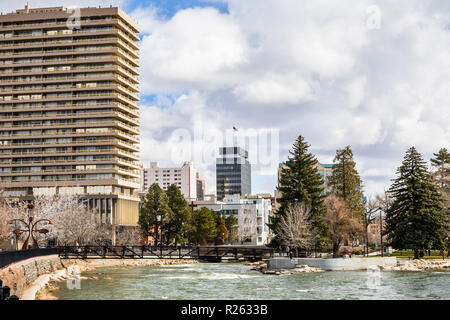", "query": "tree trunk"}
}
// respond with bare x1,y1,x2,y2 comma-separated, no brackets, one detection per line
366,225,370,257
333,241,340,257
414,248,419,260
